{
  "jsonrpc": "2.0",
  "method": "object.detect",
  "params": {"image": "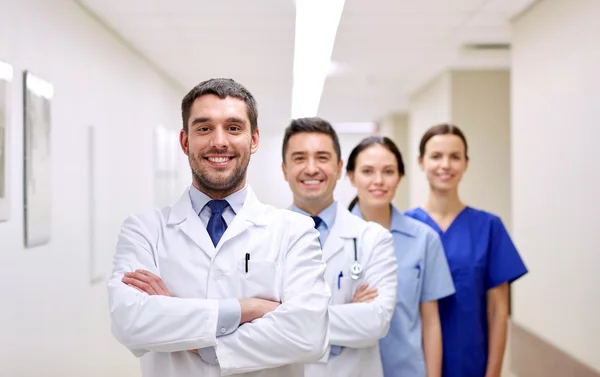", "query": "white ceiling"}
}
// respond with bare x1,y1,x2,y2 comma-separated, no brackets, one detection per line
77,0,296,131
77,0,536,130
319,0,537,123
